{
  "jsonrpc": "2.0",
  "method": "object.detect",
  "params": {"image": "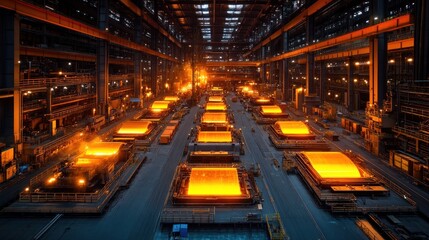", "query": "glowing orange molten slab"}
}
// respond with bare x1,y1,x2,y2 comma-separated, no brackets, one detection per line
303,152,362,178
164,96,179,102
85,142,124,156
256,98,271,103
75,158,96,166
208,96,223,102
211,87,223,91
198,131,232,143
241,86,250,93
202,112,227,123
206,102,226,111
188,168,241,196
117,121,151,134
150,101,170,110
275,121,310,135
261,105,282,114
